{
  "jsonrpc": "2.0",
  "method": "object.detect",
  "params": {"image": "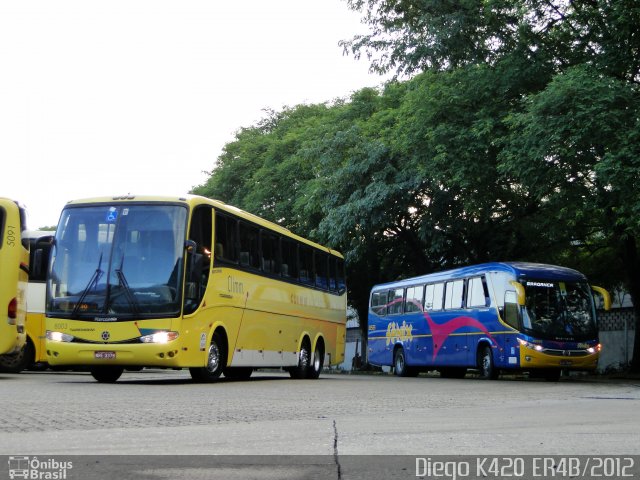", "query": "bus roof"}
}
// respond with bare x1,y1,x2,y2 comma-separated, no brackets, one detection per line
61,194,343,258
372,262,588,291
